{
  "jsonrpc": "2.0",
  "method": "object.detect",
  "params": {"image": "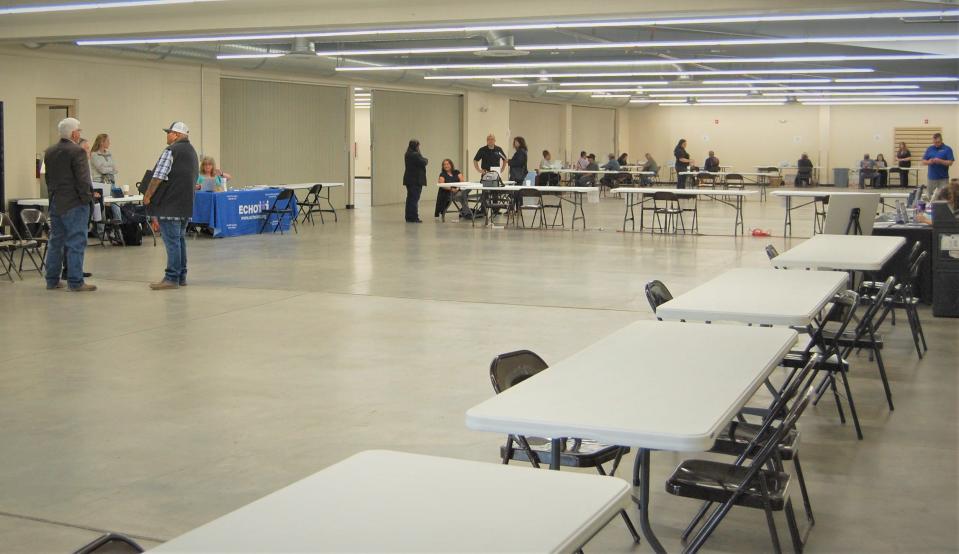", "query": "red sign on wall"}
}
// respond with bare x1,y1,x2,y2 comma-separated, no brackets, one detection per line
714,119,720,124
924,118,929,124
